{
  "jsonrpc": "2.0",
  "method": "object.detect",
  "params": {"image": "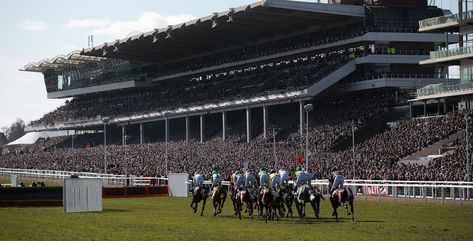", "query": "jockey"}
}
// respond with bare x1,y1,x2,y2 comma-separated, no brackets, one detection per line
236,172,246,191
245,170,256,189
211,169,222,187
279,169,289,186
258,168,269,189
294,166,304,186
192,173,204,188
231,170,245,192
269,169,281,189
330,169,345,196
